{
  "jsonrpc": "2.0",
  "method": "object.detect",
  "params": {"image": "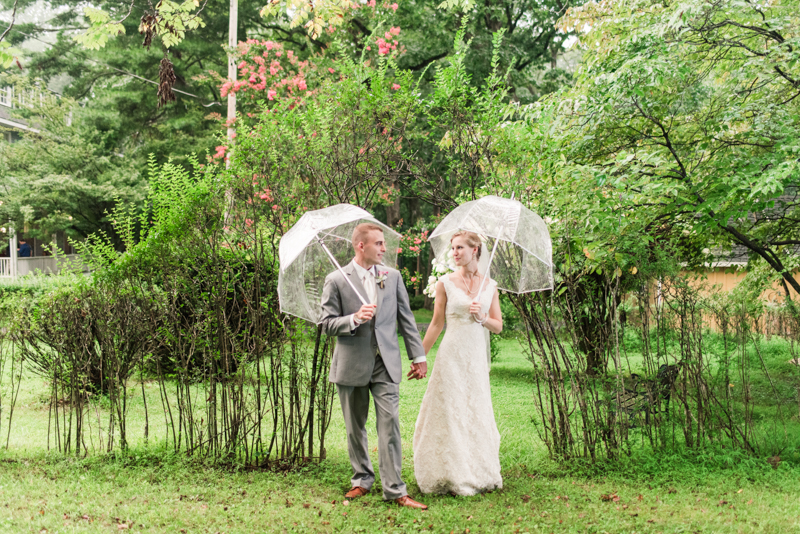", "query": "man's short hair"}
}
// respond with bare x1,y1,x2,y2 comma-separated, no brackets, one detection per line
352,223,384,249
